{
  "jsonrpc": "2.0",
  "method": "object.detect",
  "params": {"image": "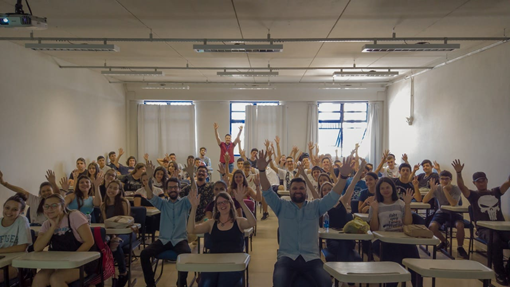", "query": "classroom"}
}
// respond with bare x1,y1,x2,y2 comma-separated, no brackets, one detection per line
0,1,510,286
